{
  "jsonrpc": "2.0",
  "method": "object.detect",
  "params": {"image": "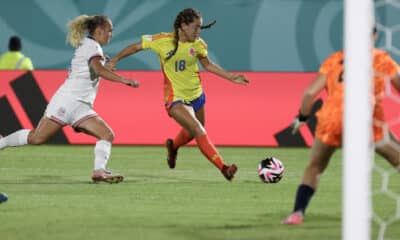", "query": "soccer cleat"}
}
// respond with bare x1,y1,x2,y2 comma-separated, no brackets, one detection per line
165,138,177,169
91,169,124,184
221,164,238,181
281,212,304,225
